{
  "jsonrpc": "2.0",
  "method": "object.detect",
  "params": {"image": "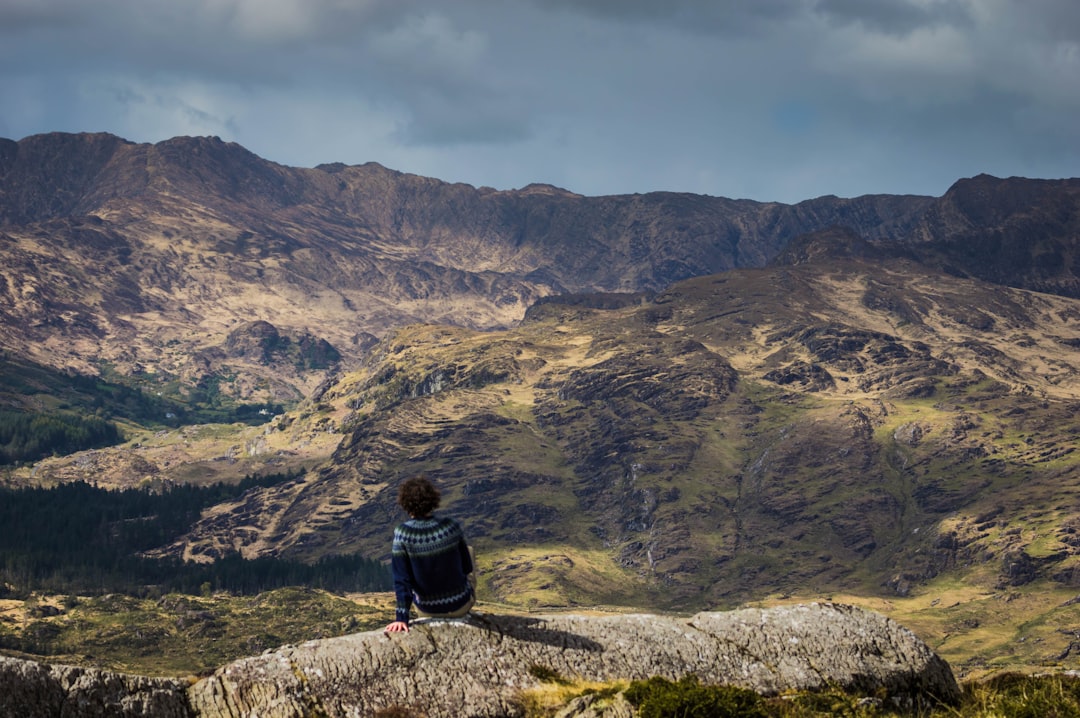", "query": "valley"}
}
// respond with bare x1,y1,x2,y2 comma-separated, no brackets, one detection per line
1,132,1080,684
